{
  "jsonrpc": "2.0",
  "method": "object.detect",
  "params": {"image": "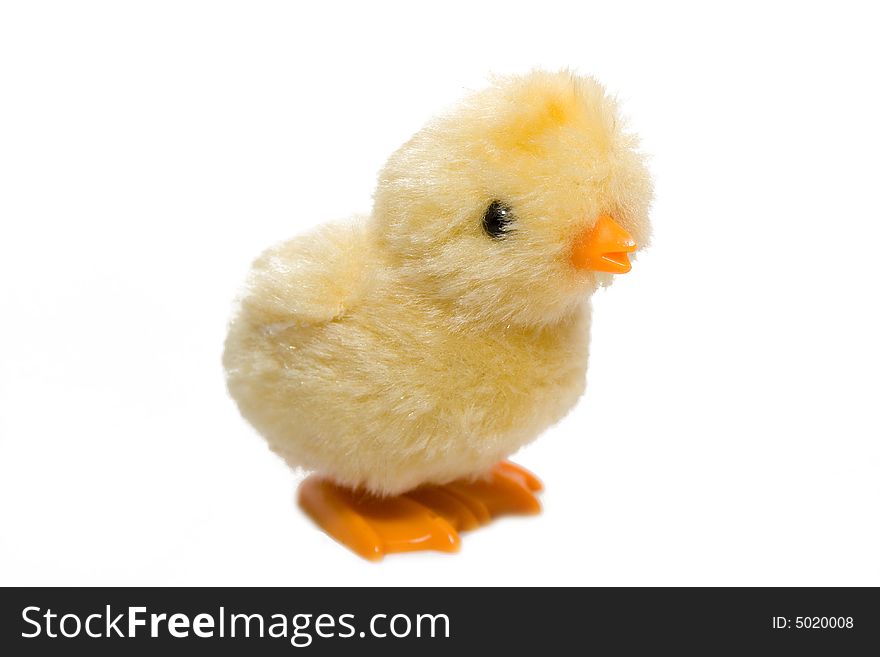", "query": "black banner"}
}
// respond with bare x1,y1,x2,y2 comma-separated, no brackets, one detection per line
1,587,877,654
